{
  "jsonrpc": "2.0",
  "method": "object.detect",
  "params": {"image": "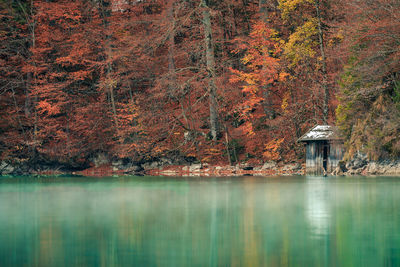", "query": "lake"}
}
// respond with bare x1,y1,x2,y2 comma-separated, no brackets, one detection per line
0,175,399,266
